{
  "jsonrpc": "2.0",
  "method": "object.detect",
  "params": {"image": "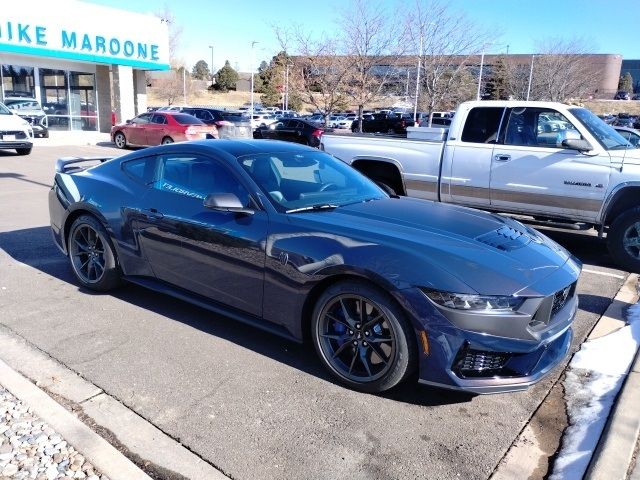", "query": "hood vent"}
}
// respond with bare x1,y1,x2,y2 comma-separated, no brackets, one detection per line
475,226,532,251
